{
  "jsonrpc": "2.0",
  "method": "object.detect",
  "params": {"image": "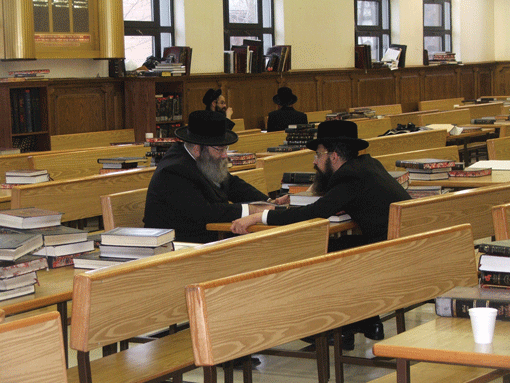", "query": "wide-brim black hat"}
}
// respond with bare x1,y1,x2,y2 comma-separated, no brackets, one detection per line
306,120,369,151
202,88,222,106
273,87,298,106
175,110,238,146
